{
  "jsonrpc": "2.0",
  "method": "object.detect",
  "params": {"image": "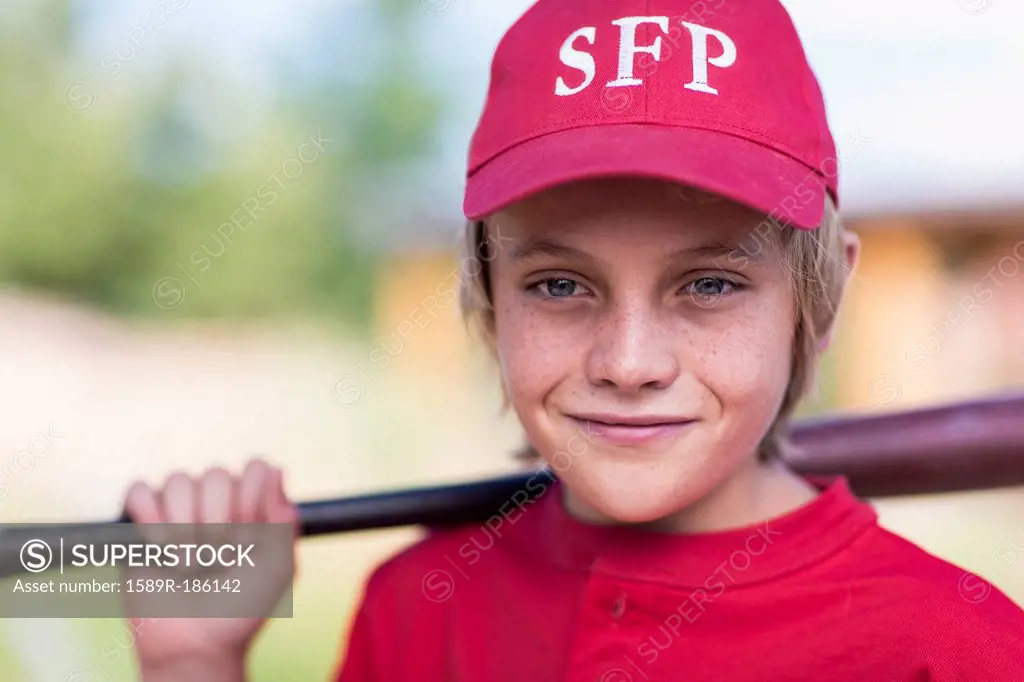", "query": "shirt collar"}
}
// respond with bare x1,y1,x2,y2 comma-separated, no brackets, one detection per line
523,476,878,588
